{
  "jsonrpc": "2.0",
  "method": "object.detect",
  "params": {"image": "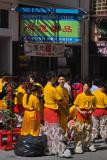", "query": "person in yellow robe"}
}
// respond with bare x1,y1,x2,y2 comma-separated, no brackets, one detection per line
28,73,44,122
73,80,96,153
42,71,71,157
56,74,69,131
14,83,26,113
92,82,107,143
0,78,4,110
0,77,8,110
28,73,43,90
21,84,42,136
14,83,26,127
